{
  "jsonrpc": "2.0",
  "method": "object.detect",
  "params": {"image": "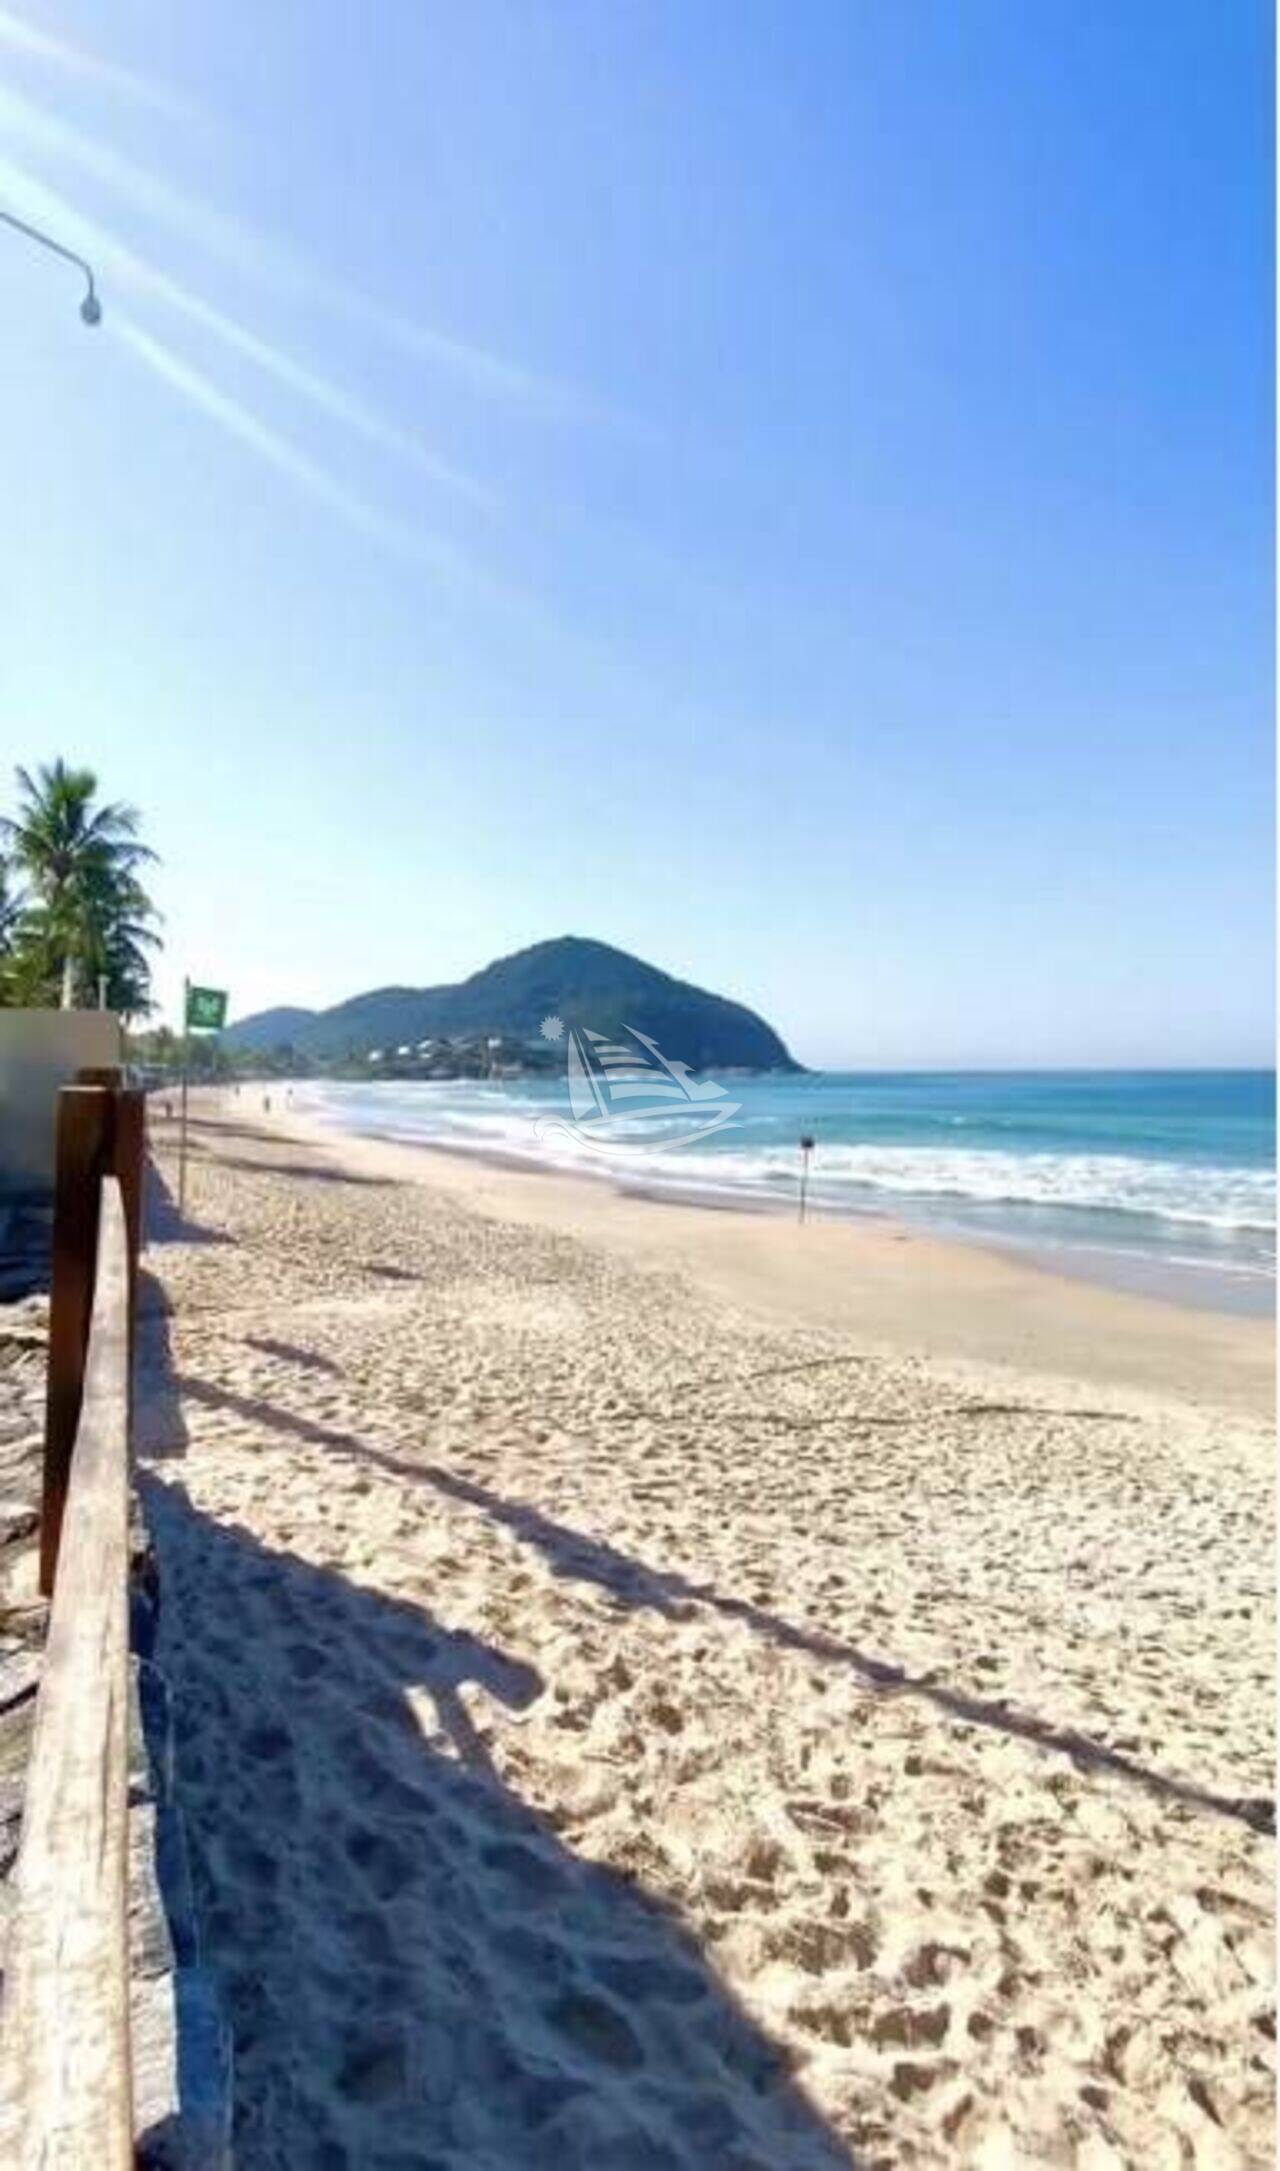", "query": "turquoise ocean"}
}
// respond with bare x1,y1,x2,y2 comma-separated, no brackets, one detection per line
296,1069,1275,1314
